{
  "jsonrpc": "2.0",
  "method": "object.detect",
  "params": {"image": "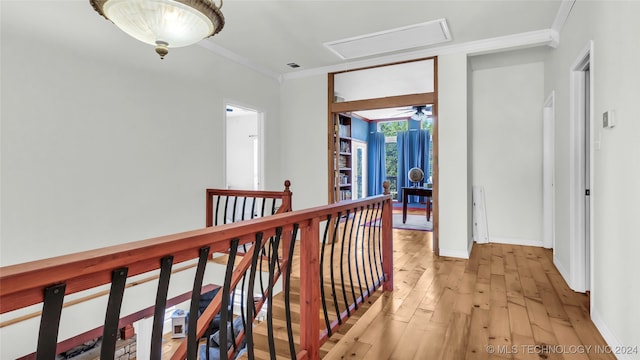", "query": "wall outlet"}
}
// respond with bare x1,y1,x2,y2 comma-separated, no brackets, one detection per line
603,110,616,128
